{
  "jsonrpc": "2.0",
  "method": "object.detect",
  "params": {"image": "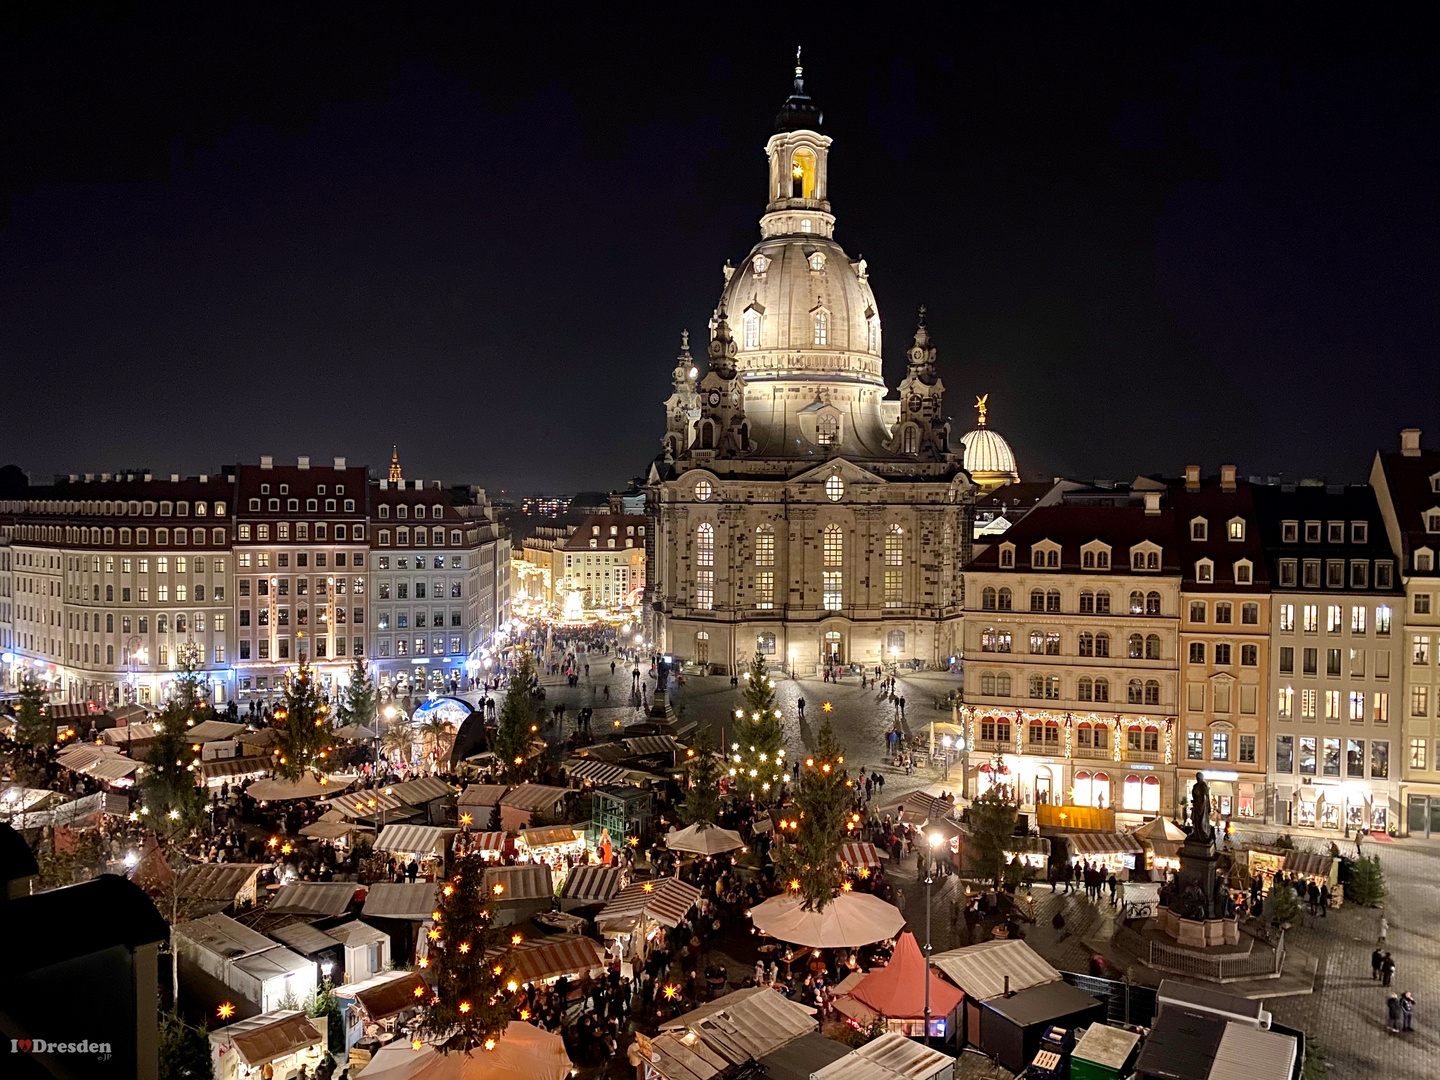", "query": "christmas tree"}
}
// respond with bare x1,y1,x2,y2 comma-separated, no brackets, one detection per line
494,652,539,784
271,658,335,781
681,728,723,827
729,652,786,802
967,759,1019,891
336,656,377,732
773,716,850,910
417,836,517,1052
14,675,52,750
